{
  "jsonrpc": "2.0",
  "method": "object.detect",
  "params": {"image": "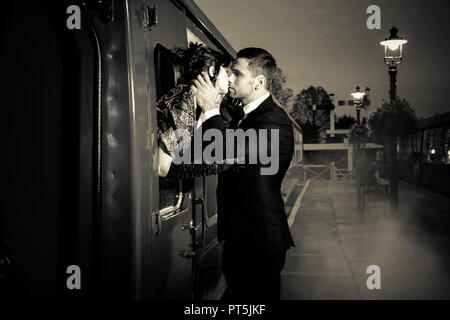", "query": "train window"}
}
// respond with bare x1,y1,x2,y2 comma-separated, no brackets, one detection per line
154,44,176,100
154,43,181,210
